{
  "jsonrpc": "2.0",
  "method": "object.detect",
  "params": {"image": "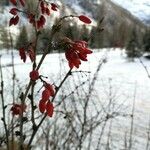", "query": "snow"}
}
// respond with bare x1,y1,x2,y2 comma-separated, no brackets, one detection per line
1,49,150,108
1,48,150,109
0,48,150,149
